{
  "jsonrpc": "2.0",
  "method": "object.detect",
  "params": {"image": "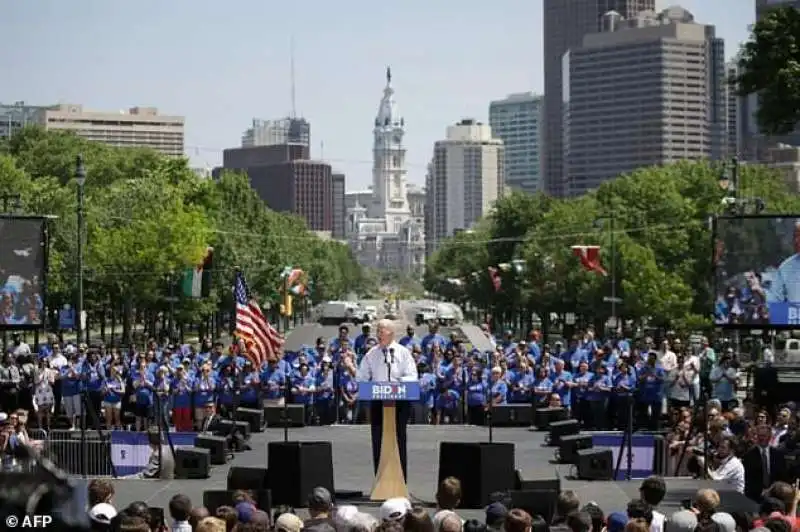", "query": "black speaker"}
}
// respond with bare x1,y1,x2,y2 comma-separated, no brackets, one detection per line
268,441,334,507
215,419,251,440
576,448,613,481
547,419,580,446
235,408,265,433
558,434,593,464
491,405,532,427
228,467,269,491
203,490,272,515
195,434,228,465
175,448,211,479
438,442,516,509
509,484,560,523
533,407,568,430
264,405,305,427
